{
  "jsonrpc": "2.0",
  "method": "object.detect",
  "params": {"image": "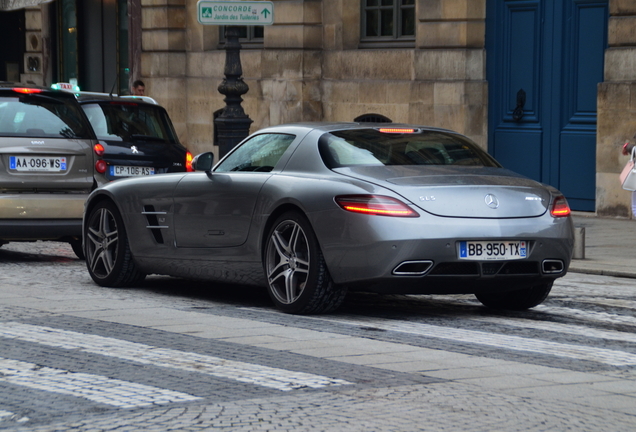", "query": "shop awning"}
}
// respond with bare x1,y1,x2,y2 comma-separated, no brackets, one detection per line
0,0,54,11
